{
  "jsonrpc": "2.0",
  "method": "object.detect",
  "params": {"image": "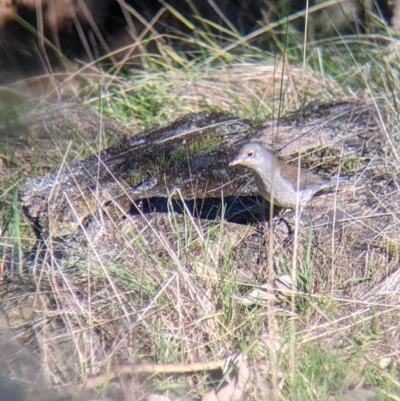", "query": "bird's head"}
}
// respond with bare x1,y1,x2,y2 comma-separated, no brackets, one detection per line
229,143,274,171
